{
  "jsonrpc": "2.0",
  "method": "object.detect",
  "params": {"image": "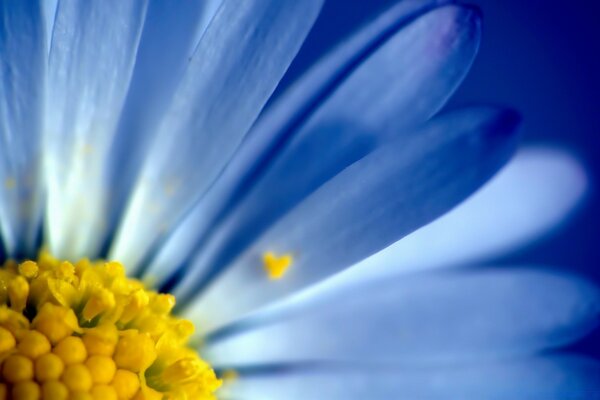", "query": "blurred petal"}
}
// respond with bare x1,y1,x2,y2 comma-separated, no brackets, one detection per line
337,146,588,284
110,0,324,274
204,269,600,365
220,356,600,400
147,1,481,287
0,1,46,256
179,106,520,333
44,0,148,259
42,0,58,54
